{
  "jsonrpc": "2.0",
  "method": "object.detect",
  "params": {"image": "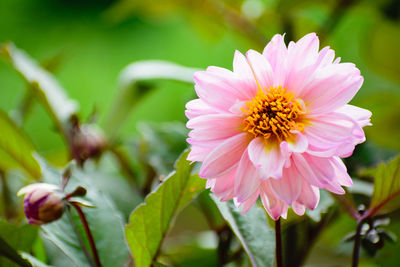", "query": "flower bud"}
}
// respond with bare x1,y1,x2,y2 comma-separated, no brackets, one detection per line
70,124,106,165
18,183,65,225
